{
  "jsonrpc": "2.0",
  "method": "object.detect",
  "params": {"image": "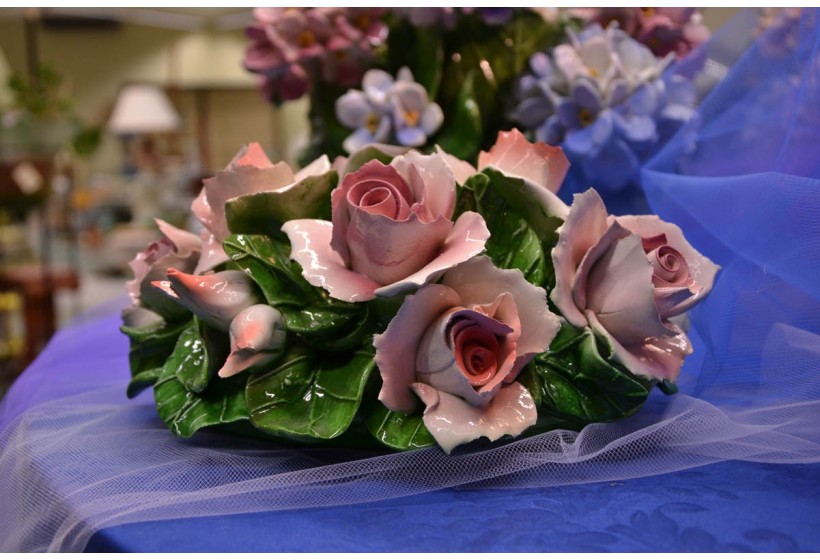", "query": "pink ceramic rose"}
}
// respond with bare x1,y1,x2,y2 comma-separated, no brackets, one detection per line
374,256,561,453
282,151,490,302
192,142,333,273
551,189,719,382
124,219,201,322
